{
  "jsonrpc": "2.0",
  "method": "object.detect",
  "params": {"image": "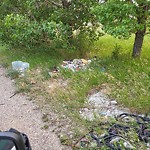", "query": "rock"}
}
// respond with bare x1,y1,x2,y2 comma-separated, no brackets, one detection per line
80,92,129,120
